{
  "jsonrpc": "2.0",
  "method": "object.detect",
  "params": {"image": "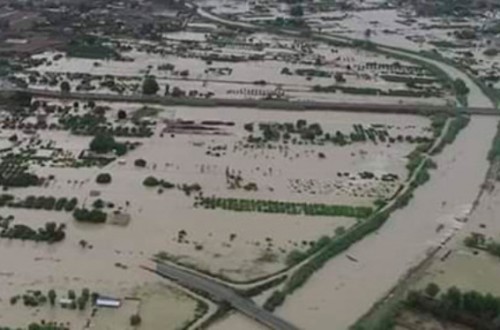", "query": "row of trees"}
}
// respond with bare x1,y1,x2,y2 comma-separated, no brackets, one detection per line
464,233,500,258
0,172,41,188
60,112,153,138
196,196,373,218
431,115,470,155
264,157,436,312
246,120,429,147
73,208,107,223
143,176,175,189
4,196,78,212
0,222,66,243
96,173,112,184
406,284,500,329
